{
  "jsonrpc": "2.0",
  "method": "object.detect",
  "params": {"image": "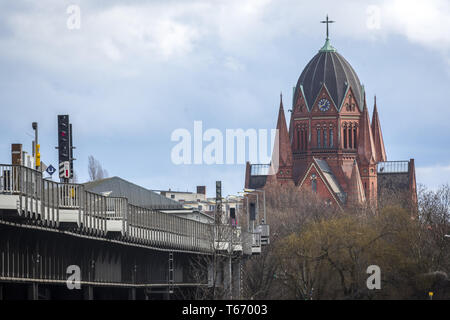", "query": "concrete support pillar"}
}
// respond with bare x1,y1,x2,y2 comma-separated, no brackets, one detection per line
28,283,39,300
223,259,232,299
232,260,242,299
128,288,136,300
84,286,94,300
